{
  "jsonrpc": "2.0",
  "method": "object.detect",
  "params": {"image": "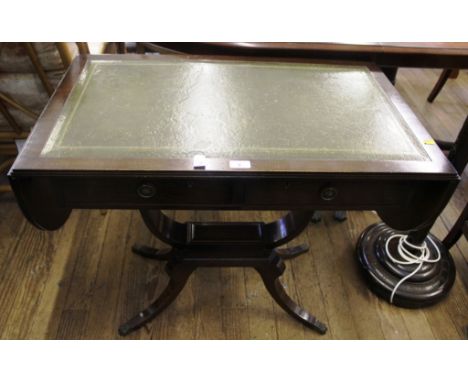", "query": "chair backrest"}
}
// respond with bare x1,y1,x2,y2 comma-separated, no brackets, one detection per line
0,43,83,134
0,43,88,194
